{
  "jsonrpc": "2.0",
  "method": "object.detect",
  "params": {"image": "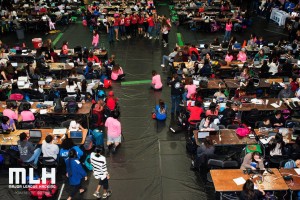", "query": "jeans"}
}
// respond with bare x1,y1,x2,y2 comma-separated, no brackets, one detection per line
182,92,187,102
108,27,114,42
171,95,181,114
162,55,171,65
25,148,42,165
148,26,153,36
119,25,125,37
223,31,231,42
